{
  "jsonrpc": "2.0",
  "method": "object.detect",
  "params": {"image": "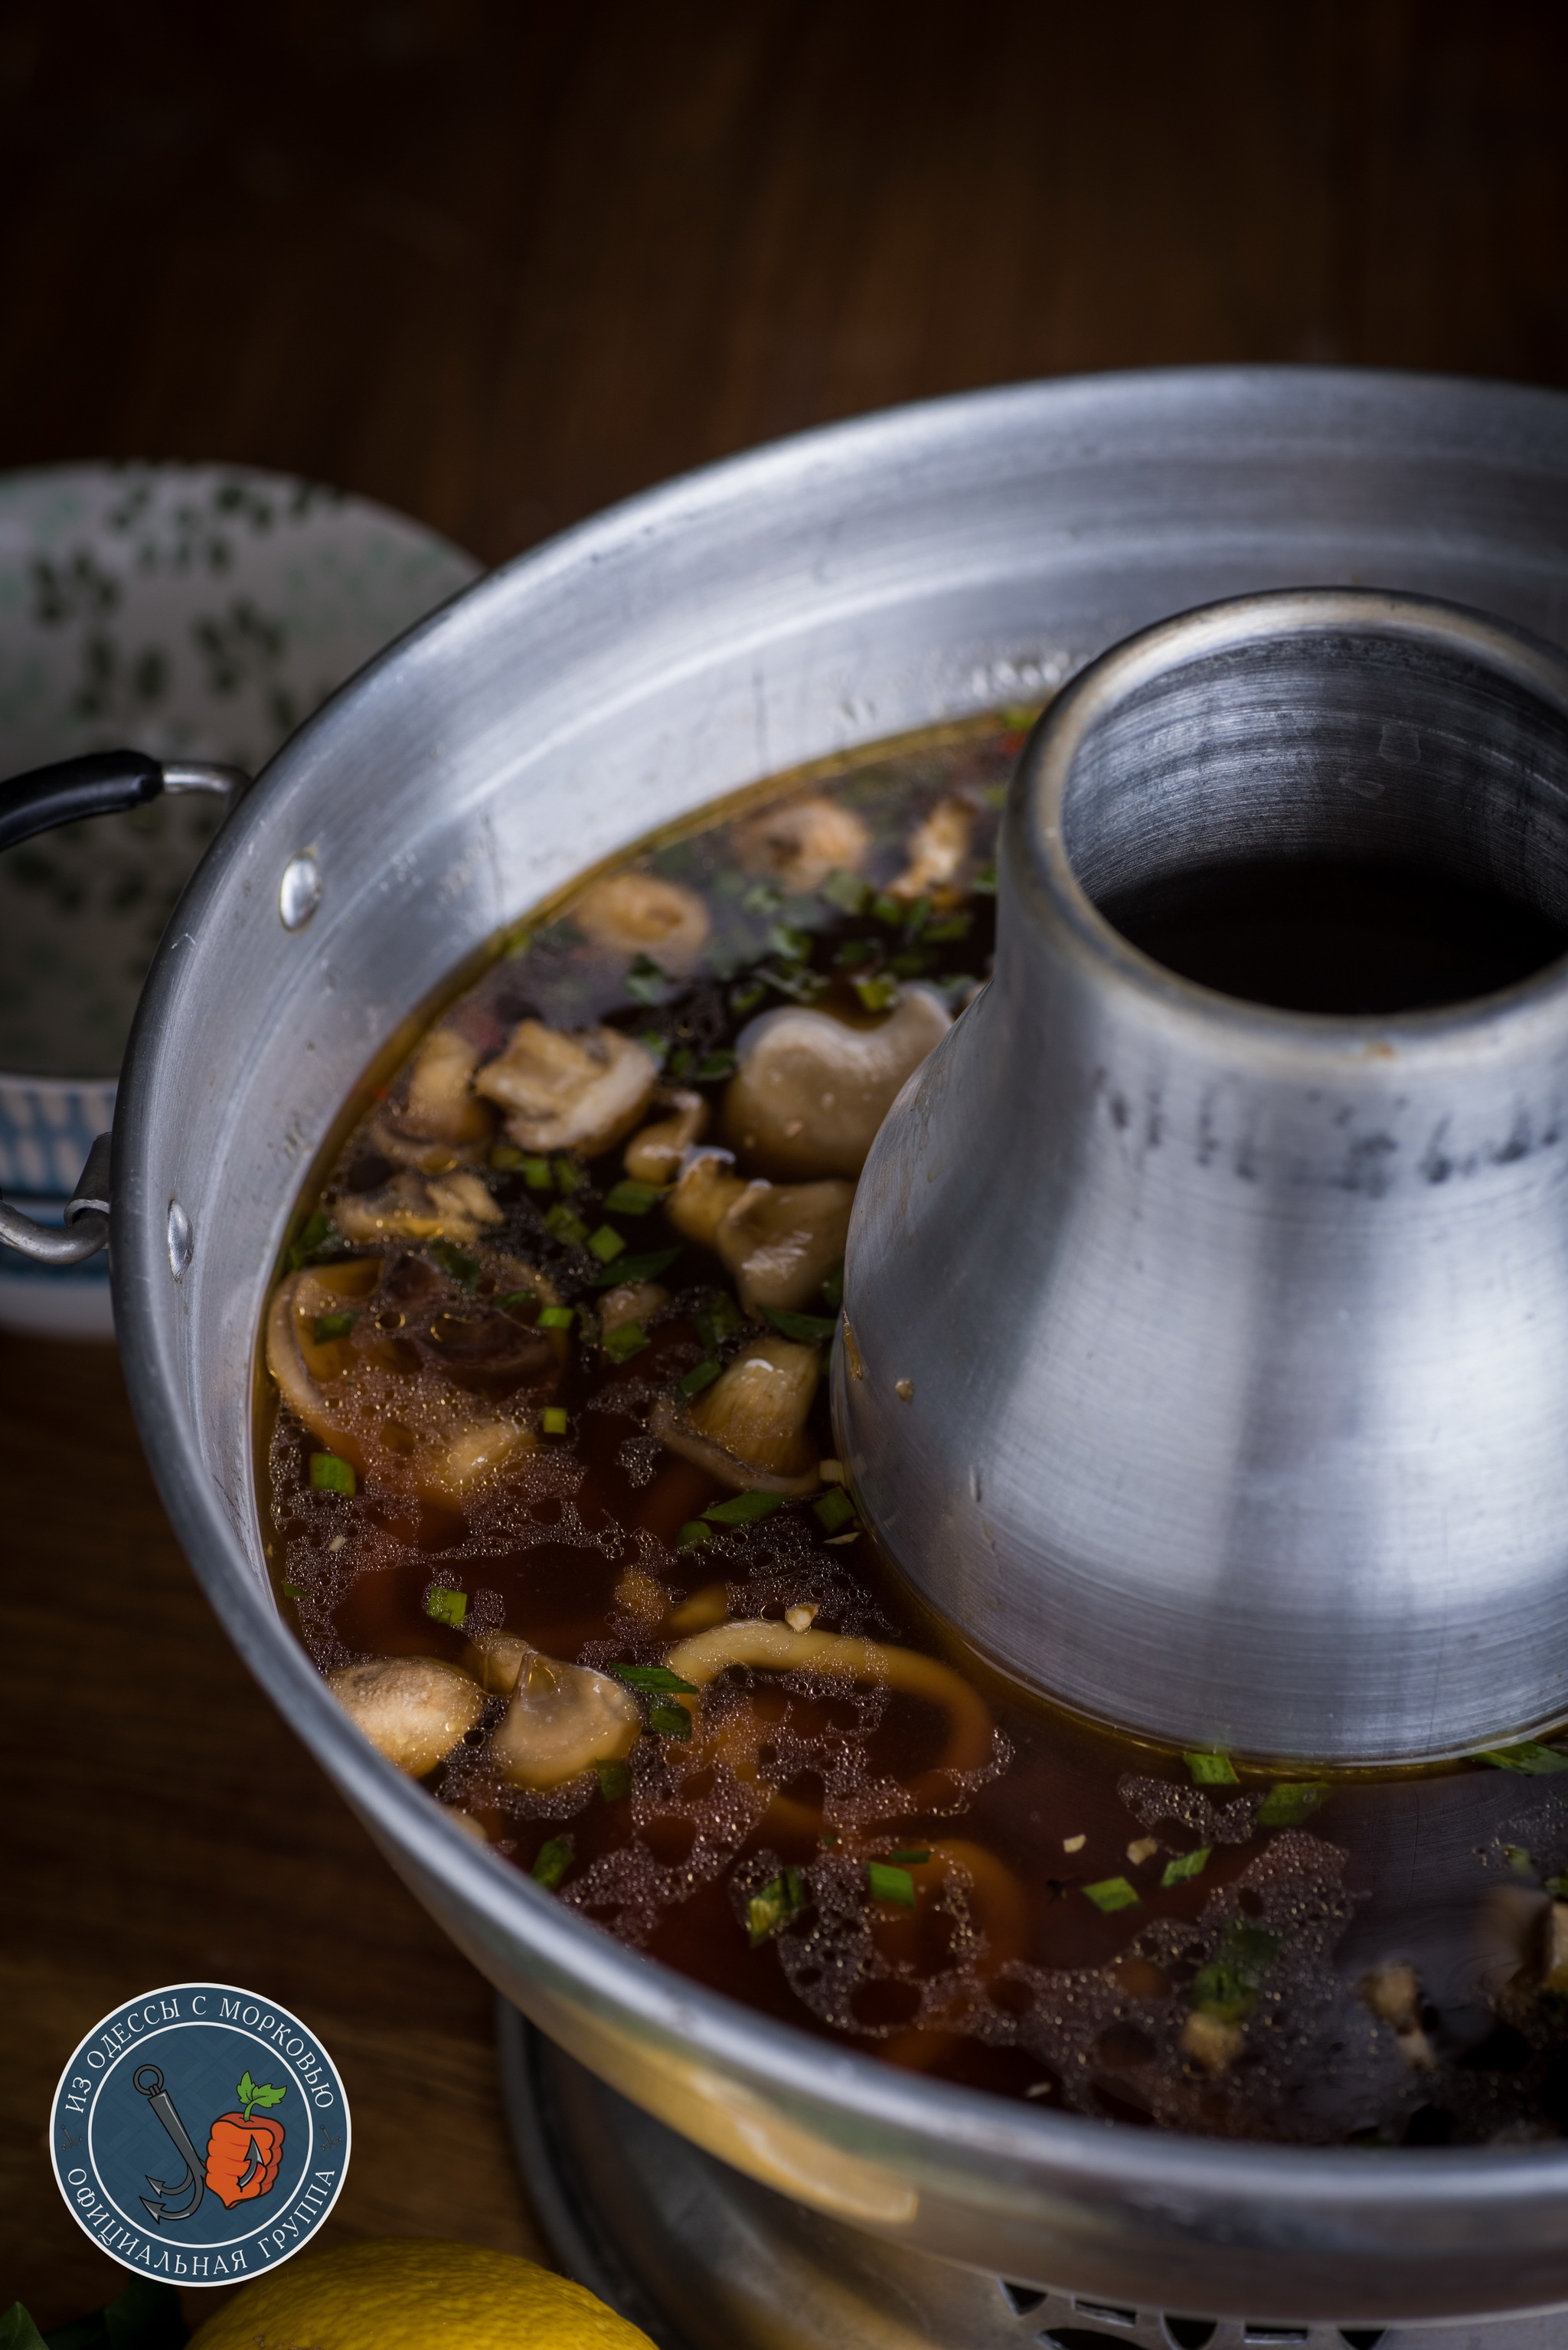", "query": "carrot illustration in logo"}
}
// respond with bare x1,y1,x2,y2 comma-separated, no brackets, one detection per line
204,2071,287,2208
